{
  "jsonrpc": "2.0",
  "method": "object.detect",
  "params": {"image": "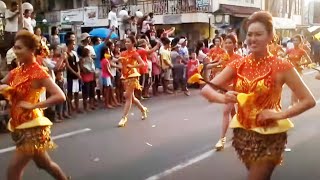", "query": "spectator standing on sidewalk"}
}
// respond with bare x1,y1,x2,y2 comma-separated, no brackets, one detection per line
160,37,173,94
4,1,19,51
22,9,33,33
108,5,119,34
65,39,83,114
